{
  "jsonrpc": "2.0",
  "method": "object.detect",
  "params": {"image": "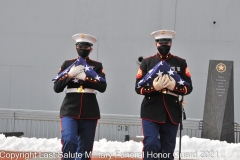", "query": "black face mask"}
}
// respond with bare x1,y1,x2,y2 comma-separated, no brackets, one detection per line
157,45,171,56
77,49,90,58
